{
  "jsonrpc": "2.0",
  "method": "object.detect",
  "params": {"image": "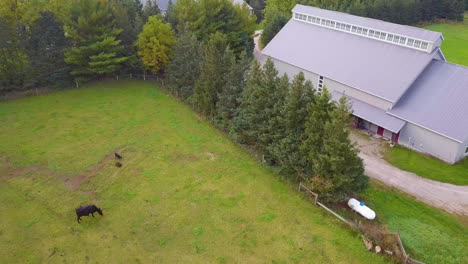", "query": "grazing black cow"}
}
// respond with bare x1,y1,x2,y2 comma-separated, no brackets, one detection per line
115,162,122,167
76,205,103,224
115,152,123,159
